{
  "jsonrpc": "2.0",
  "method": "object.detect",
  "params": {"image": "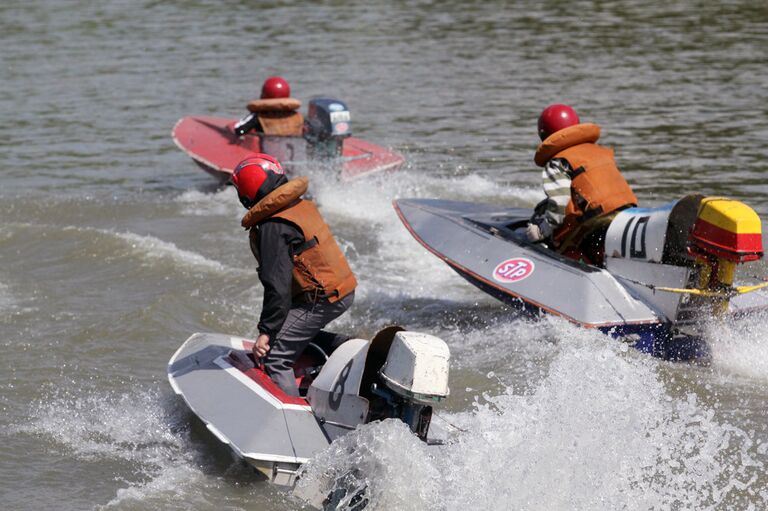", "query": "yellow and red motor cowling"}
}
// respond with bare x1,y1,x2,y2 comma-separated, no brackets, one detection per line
688,198,763,263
